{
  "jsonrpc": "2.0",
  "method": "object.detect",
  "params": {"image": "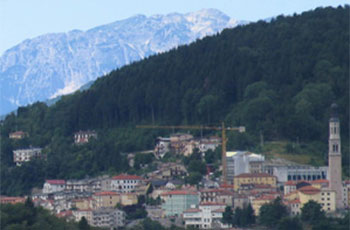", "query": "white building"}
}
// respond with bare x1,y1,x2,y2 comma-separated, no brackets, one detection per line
13,147,43,166
66,178,101,193
264,163,328,183
226,151,265,183
91,208,125,228
183,202,229,229
74,130,97,144
284,181,297,195
43,180,66,194
342,180,350,209
198,137,221,154
110,174,143,193
72,209,93,223
154,137,171,158
9,131,28,139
